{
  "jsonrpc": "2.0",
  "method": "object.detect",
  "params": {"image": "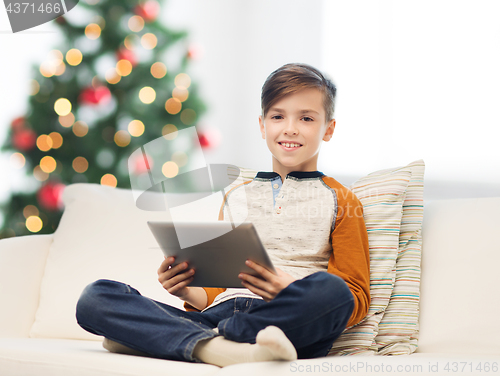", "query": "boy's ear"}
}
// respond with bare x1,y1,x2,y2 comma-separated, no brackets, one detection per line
259,115,265,139
323,119,336,142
